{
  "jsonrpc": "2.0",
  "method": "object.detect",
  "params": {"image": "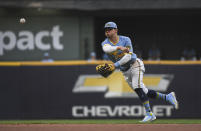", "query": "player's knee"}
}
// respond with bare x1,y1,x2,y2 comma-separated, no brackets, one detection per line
132,83,141,90
147,89,157,99
134,88,148,102
133,84,148,93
